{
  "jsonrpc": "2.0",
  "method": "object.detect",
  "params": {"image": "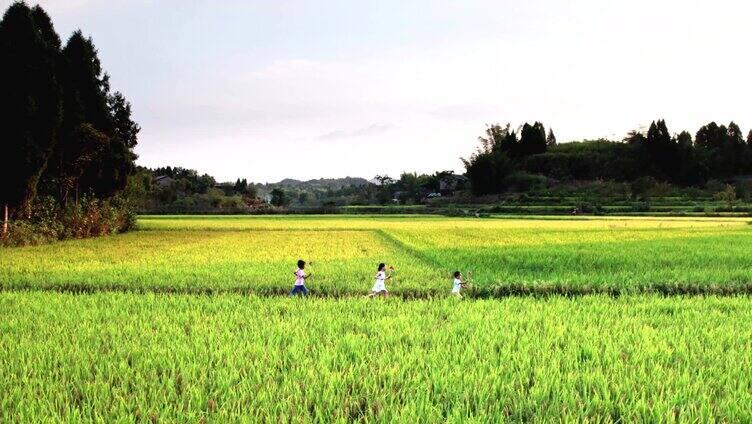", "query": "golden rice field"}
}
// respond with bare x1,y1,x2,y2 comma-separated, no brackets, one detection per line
2,215,752,295
4,215,752,421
